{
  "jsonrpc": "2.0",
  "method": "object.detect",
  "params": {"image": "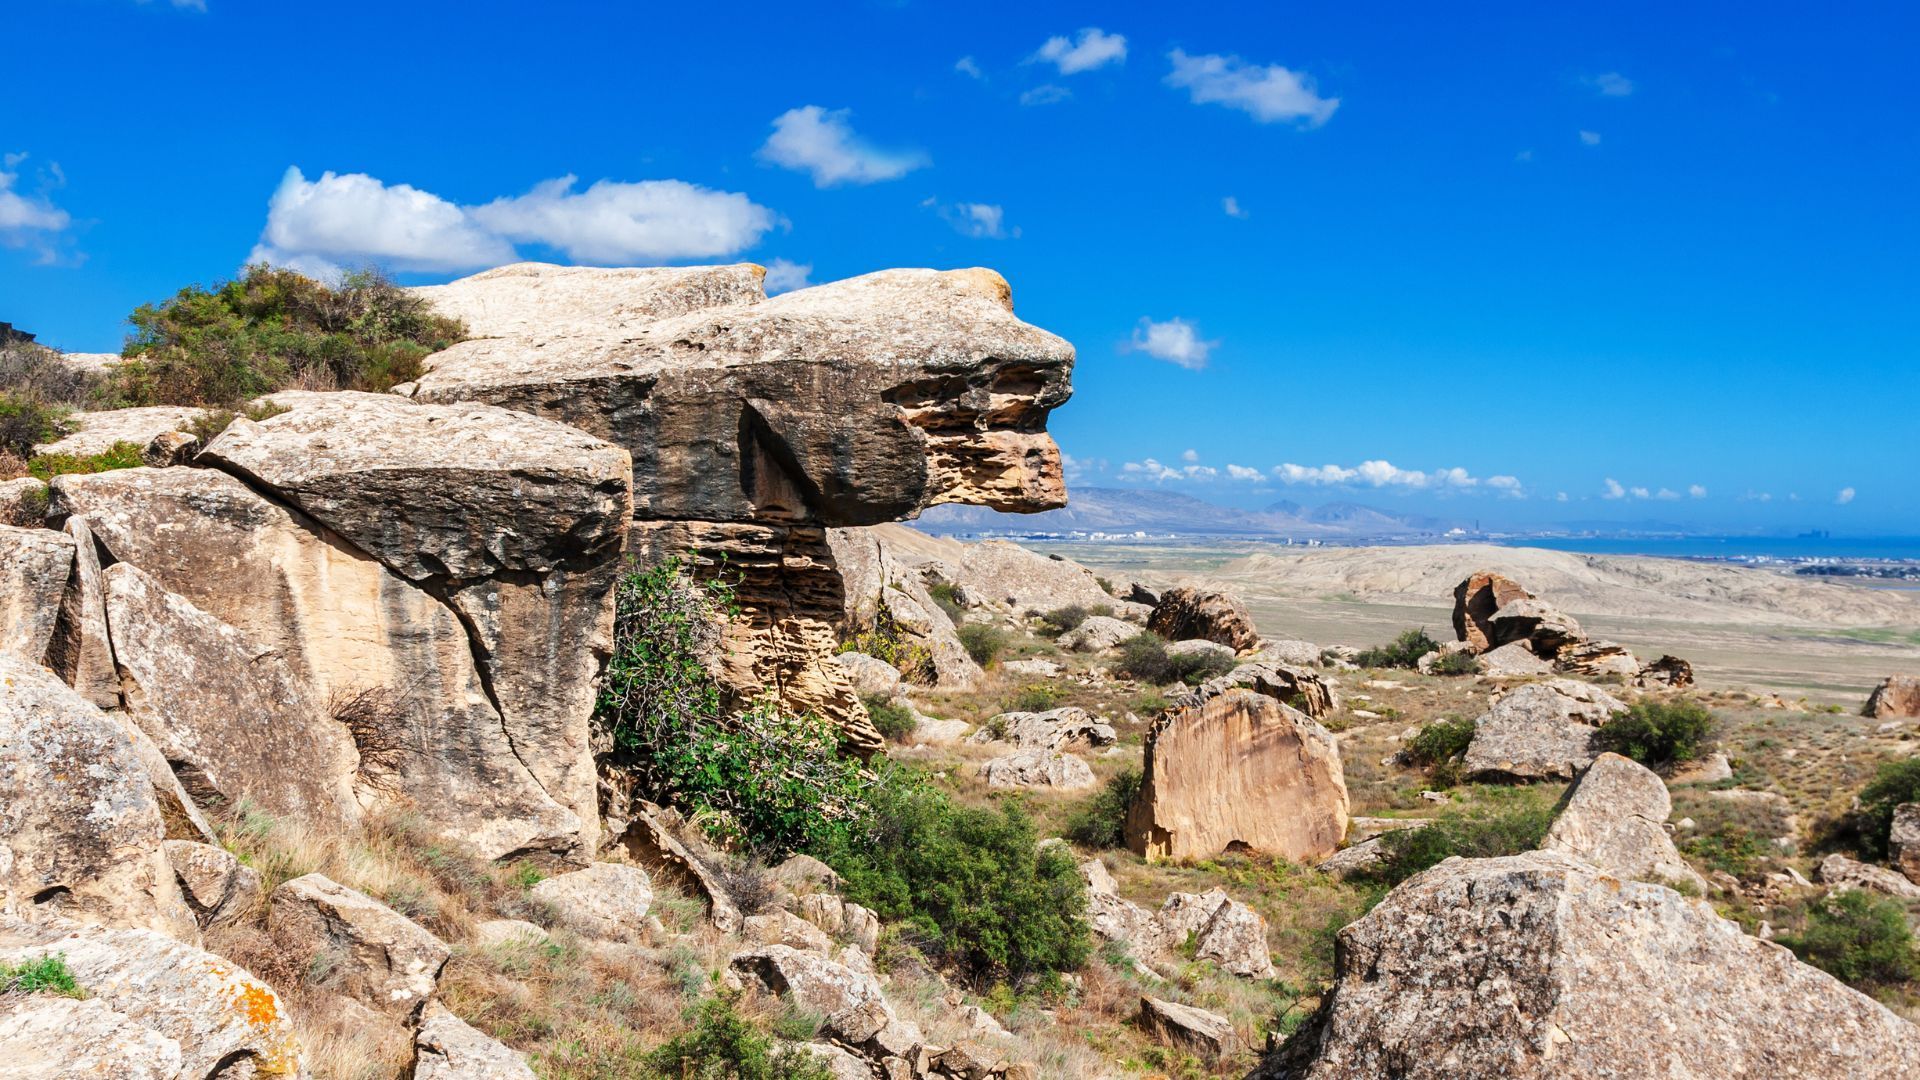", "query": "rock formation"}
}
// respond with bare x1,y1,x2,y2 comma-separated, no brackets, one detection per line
1462,679,1626,781
1146,586,1260,652
978,749,1095,790
1815,854,1920,899
1451,571,1532,652
1541,753,1707,891
1892,803,1920,886
944,539,1118,618
1058,614,1138,652
1139,997,1240,1063
966,706,1116,750
1864,675,1920,719
1127,689,1348,862
1168,660,1339,720
828,526,982,690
